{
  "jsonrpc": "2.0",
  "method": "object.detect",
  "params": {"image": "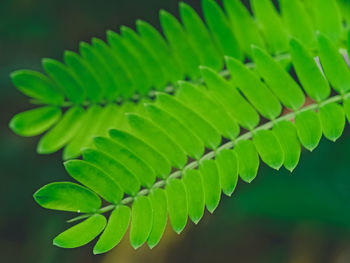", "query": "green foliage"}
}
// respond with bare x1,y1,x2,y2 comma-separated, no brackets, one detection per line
9,0,350,255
